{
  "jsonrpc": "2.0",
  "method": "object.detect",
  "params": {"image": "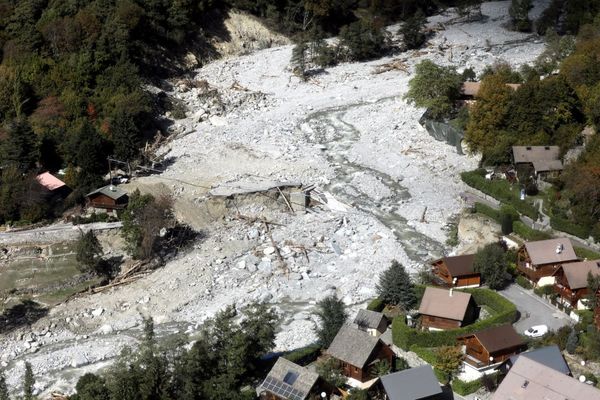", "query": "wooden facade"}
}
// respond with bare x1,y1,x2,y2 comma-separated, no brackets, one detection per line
431,258,480,288
420,298,477,331
553,272,588,308
517,246,563,284
458,326,525,370
339,342,395,382
87,192,128,210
